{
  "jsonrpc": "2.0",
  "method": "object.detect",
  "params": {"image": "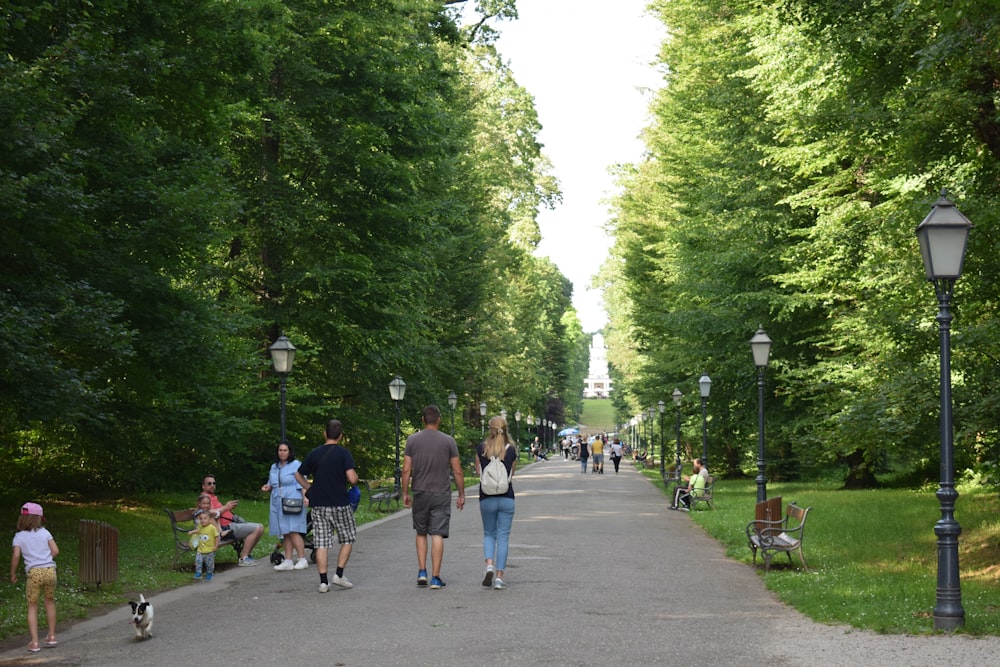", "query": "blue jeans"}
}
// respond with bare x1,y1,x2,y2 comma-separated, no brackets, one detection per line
479,496,515,571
